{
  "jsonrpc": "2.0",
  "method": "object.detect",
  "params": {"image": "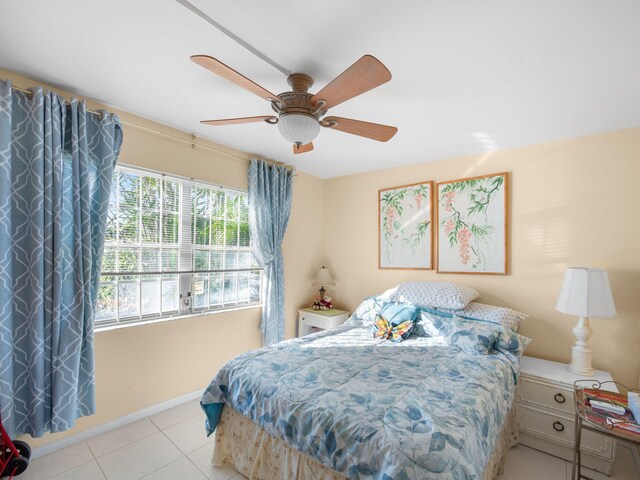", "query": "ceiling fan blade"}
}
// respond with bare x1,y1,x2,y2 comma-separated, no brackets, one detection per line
321,116,397,142
311,55,391,110
201,116,277,126
191,55,281,104
293,143,314,154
